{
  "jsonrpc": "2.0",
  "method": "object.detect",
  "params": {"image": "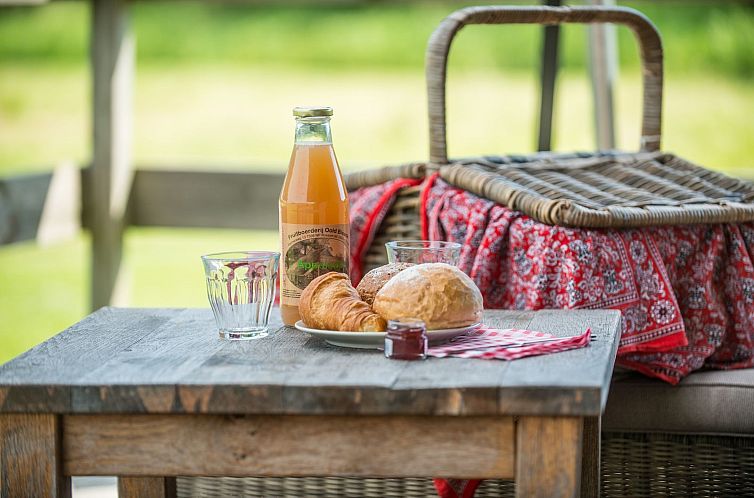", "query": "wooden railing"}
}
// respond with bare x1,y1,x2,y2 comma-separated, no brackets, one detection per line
0,167,282,246
1,0,618,310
